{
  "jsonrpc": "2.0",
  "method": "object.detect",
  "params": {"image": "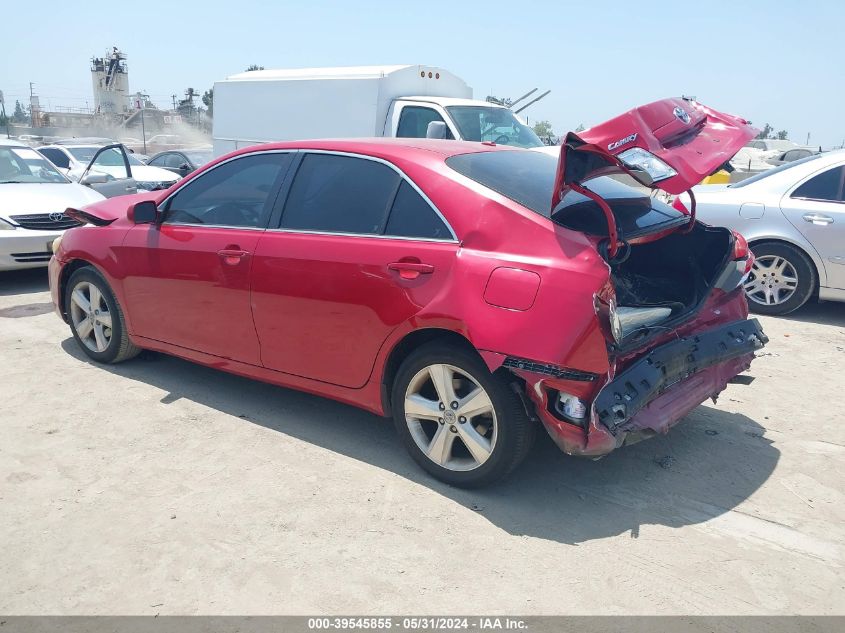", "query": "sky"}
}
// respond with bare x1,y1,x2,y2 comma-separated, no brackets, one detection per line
1,0,842,147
